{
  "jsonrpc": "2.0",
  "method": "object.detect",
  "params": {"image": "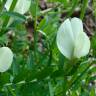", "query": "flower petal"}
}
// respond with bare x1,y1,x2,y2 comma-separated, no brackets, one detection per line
5,0,31,14
57,19,74,59
74,32,90,58
0,47,13,72
71,17,83,39
15,0,31,14
5,0,12,10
